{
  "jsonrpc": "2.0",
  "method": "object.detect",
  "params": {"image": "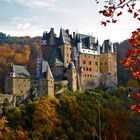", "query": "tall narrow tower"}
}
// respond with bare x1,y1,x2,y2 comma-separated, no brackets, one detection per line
46,62,54,96
67,61,77,91
99,39,117,84
59,28,72,68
